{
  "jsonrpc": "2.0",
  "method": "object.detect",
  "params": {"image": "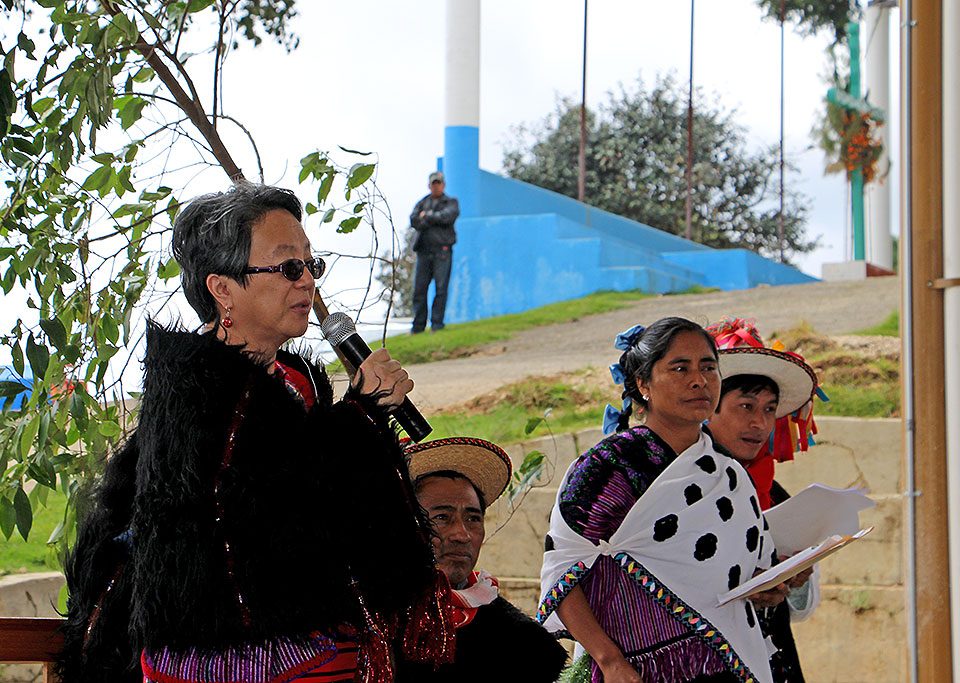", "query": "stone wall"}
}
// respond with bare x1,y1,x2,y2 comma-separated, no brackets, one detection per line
481,417,906,683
